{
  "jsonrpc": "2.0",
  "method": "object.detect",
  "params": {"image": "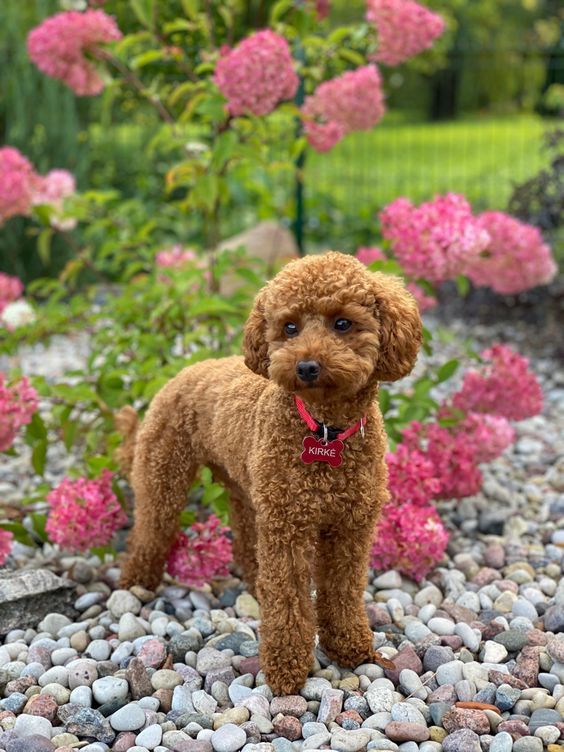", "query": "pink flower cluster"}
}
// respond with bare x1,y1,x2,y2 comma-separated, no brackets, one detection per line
401,420,484,500
371,502,448,582
166,514,232,588
155,245,198,269
0,375,39,453
303,66,385,152
214,30,298,117
386,444,440,507
380,193,491,284
452,344,543,422
367,0,445,66
0,146,76,227
33,169,76,207
0,148,40,225
0,529,14,566
0,273,24,315
355,246,386,265
466,211,557,295
456,413,515,464
46,470,127,552
27,10,122,96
